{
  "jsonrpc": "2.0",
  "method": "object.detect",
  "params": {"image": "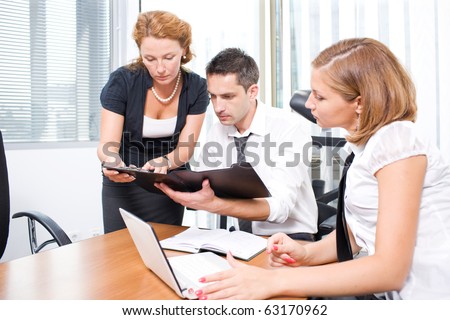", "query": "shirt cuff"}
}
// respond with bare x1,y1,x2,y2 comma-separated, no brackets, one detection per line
264,197,285,223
